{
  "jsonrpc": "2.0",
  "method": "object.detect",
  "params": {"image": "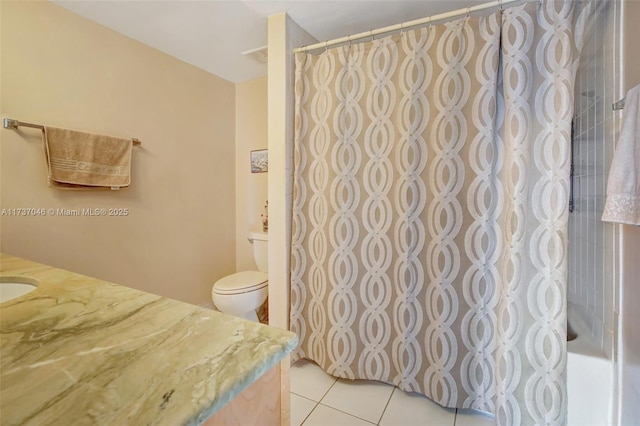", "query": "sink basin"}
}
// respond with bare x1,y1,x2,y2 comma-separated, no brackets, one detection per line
0,276,39,303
